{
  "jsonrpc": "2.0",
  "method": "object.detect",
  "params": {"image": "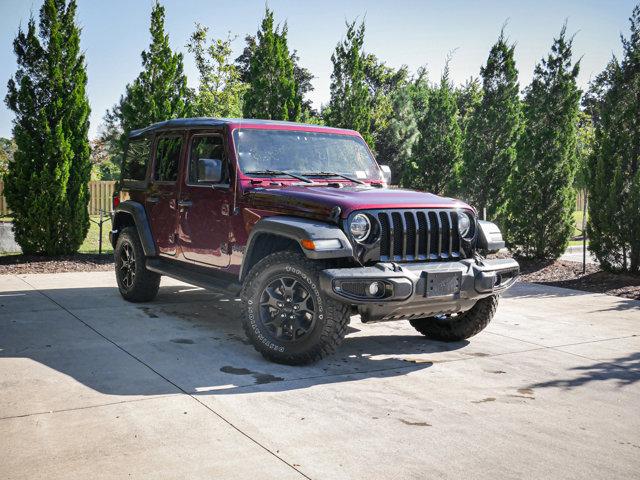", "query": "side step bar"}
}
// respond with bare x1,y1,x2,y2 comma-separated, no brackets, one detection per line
146,258,242,296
